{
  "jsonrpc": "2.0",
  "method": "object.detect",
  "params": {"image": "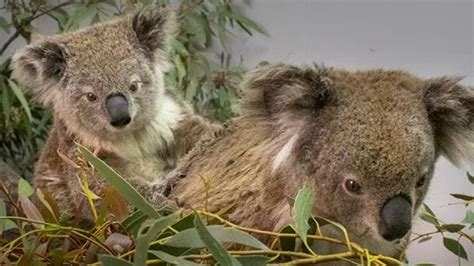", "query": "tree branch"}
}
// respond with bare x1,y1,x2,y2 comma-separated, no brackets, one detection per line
0,1,79,56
